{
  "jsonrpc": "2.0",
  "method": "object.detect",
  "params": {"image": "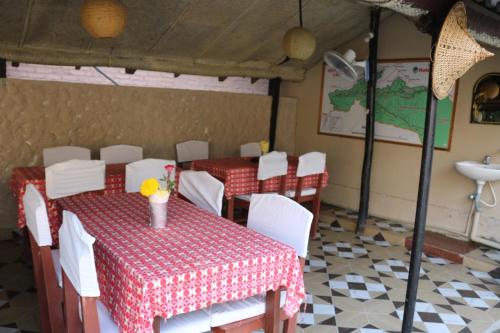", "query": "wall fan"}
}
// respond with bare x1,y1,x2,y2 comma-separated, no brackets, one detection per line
323,49,367,81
